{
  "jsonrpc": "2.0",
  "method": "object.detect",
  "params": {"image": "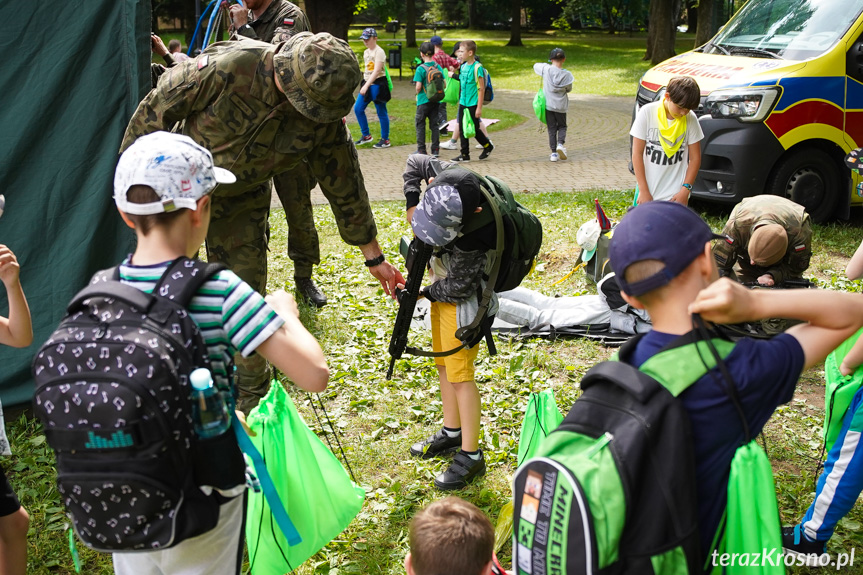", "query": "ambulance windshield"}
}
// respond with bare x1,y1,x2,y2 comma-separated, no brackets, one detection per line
707,0,863,61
